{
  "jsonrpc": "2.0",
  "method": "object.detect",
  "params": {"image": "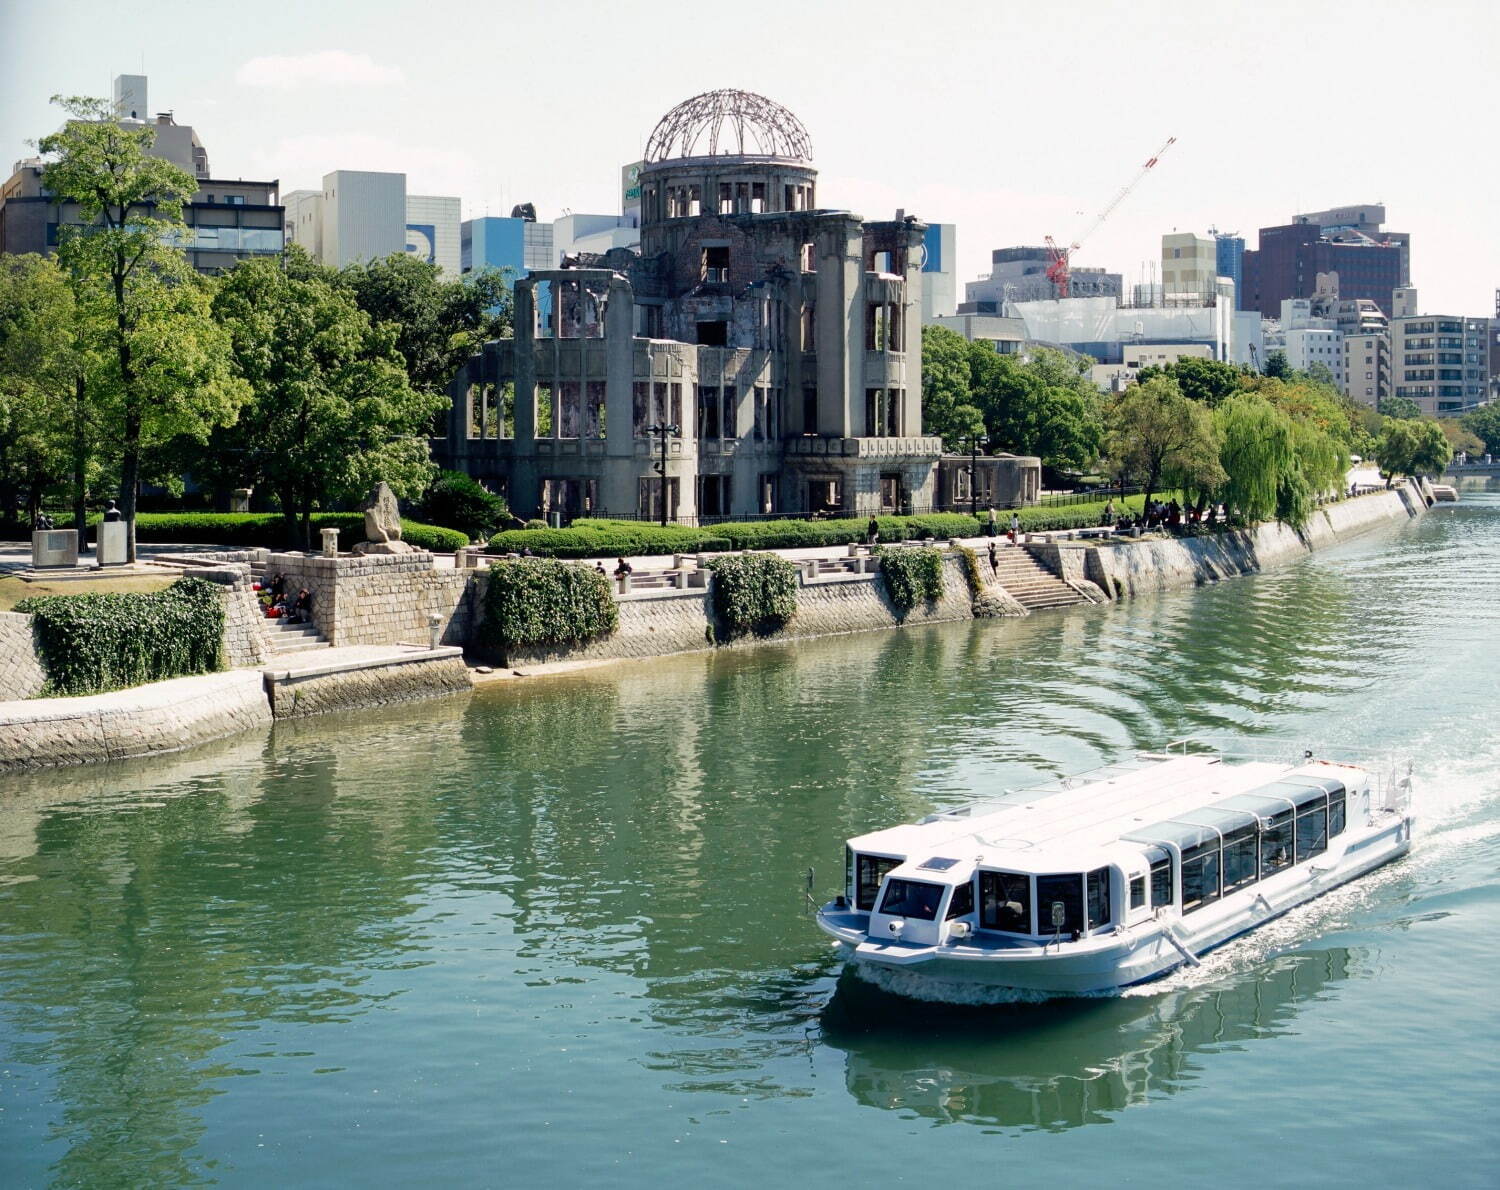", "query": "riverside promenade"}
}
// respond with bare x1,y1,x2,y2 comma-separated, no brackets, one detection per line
0,481,1435,772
